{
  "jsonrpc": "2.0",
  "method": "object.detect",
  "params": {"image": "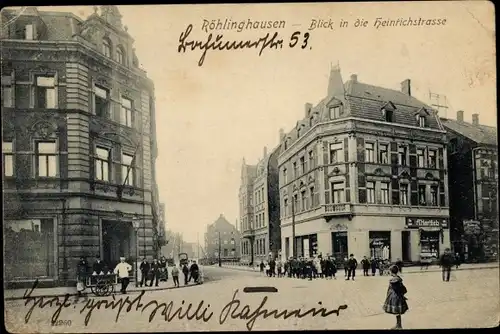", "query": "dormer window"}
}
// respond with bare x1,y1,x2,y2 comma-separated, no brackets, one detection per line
418,115,426,127
14,23,35,40
383,108,393,122
103,38,112,57
116,46,125,65
329,106,341,119
25,24,34,40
